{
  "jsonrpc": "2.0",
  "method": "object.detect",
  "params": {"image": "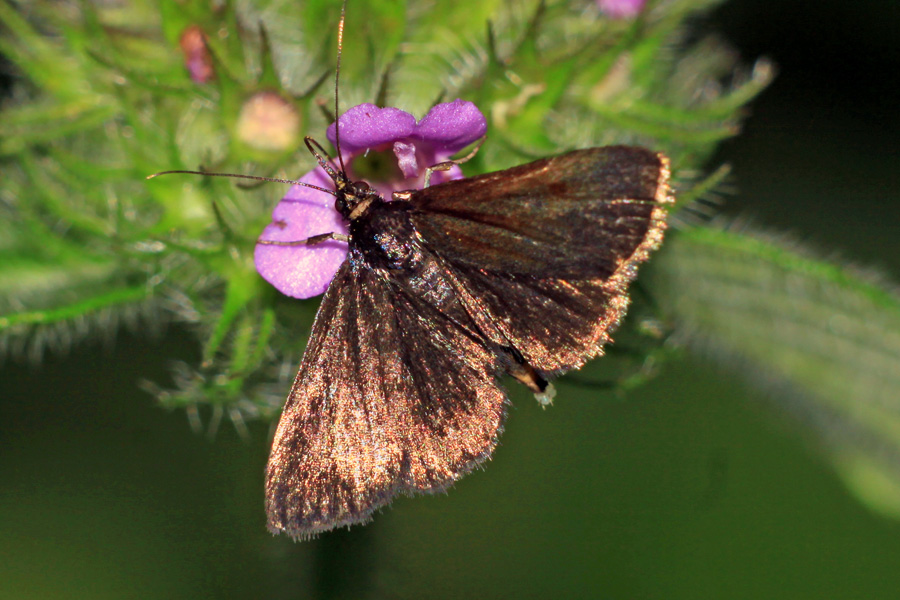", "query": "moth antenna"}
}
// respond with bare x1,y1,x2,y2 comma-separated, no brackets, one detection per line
146,169,338,197
333,0,348,175
303,137,344,185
